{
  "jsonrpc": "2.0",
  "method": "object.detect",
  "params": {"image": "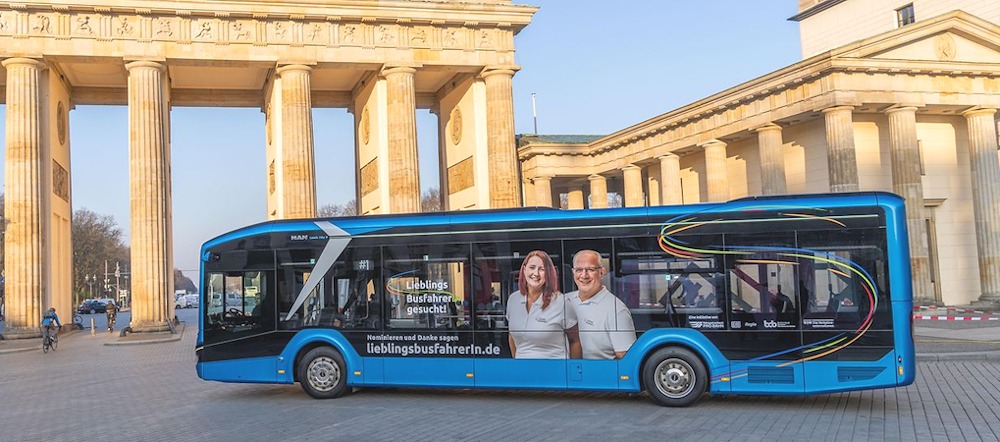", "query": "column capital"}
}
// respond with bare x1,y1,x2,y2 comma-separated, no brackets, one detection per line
588,174,606,182
480,66,519,79
962,106,998,118
821,105,855,114
382,65,417,77
698,139,726,149
125,60,166,72
656,153,679,160
622,164,641,171
754,123,782,133
276,64,313,75
884,105,920,116
1,57,46,69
